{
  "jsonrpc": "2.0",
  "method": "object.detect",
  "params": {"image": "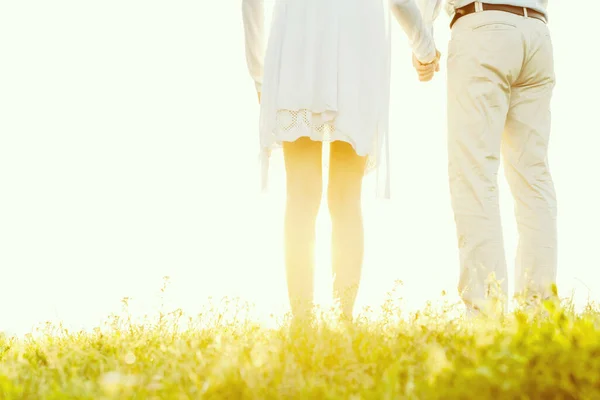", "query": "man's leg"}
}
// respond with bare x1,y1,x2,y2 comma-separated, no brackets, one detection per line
446,12,523,313
503,22,557,304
